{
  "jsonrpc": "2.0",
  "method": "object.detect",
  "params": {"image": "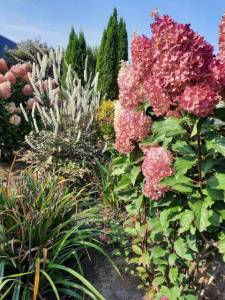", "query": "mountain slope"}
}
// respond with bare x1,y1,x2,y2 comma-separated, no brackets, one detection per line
0,35,17,57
